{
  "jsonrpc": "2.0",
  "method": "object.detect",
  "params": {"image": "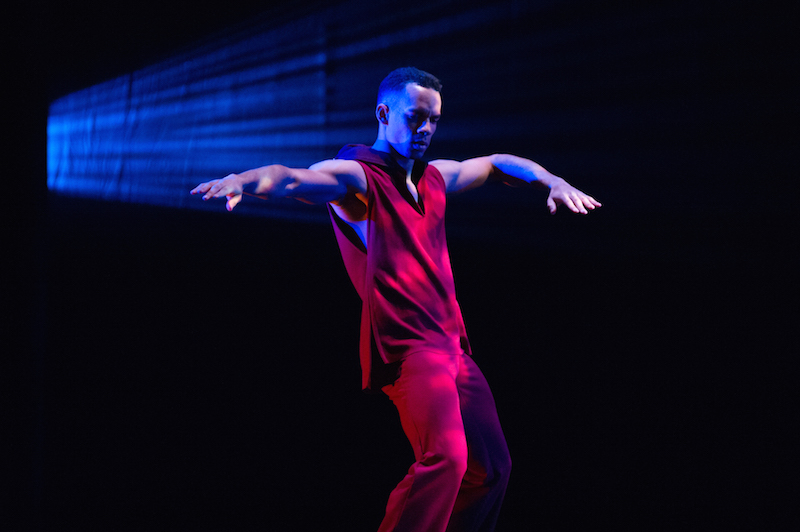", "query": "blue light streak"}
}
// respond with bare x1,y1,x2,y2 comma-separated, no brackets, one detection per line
46,0,621,222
